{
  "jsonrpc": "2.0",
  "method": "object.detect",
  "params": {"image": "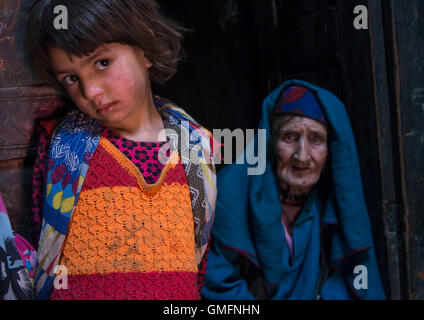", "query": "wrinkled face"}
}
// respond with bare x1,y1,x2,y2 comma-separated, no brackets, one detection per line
276,116,328,192
48,42,153,128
